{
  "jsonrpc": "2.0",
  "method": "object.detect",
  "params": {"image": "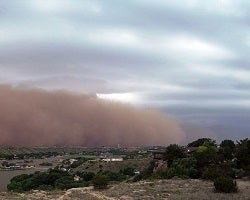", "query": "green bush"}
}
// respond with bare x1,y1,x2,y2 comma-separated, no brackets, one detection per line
202,163,235,181
102,171,126,182
7,168,90,192
37,184,54,191
121,167,135,176
55,176,74,190
155,168,175,179
83,172,95,182
214,176,238,193
7,181,24,193
172,157,198,178
202,166,224,180
75,171,95,182
92,174,109,189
